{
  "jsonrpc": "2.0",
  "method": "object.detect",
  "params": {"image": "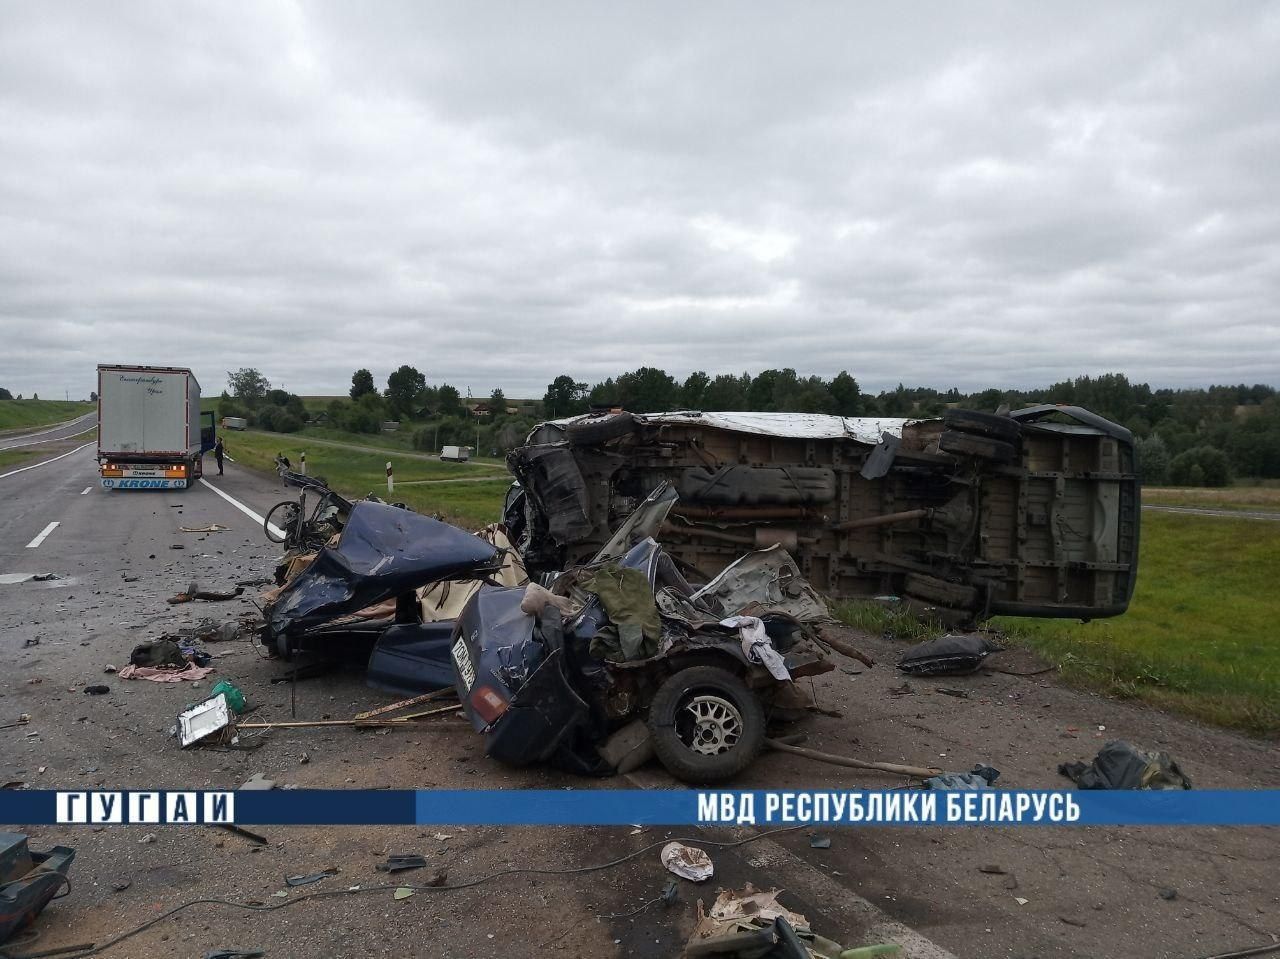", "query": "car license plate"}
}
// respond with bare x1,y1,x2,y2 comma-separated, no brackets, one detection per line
452,636,476,692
